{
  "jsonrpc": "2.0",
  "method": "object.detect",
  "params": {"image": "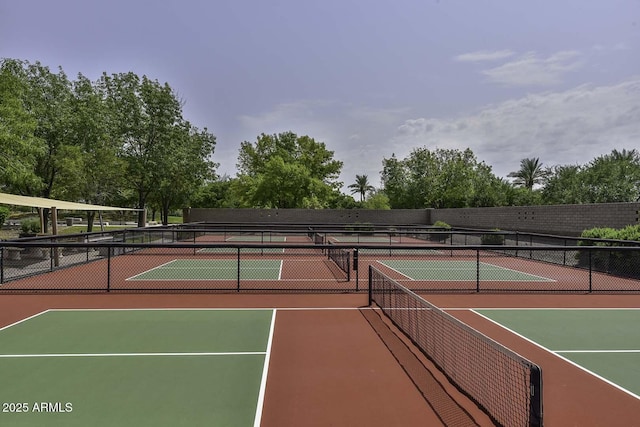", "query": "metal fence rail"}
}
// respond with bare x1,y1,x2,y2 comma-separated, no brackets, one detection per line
2,237,640,293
